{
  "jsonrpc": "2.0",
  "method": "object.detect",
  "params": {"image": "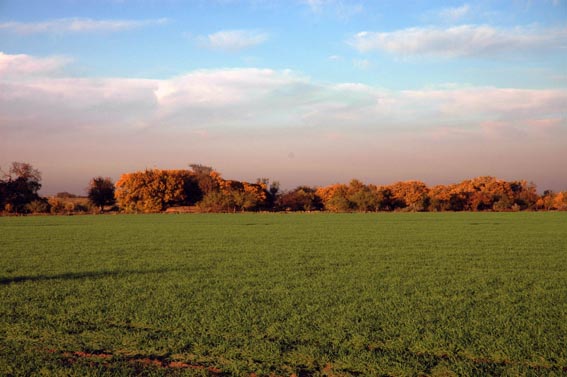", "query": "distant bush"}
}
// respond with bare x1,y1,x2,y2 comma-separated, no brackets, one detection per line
73,202,92,213
48,198,66,214
25,199,50,214
197,191,227,213
55,192,78,198
47,197,93,215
